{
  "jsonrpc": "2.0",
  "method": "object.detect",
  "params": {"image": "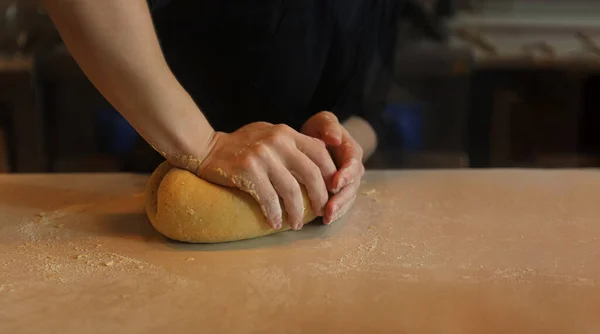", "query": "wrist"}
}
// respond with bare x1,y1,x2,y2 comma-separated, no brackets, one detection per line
163,117,217,175
175,127,217,172
137,87,216,173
